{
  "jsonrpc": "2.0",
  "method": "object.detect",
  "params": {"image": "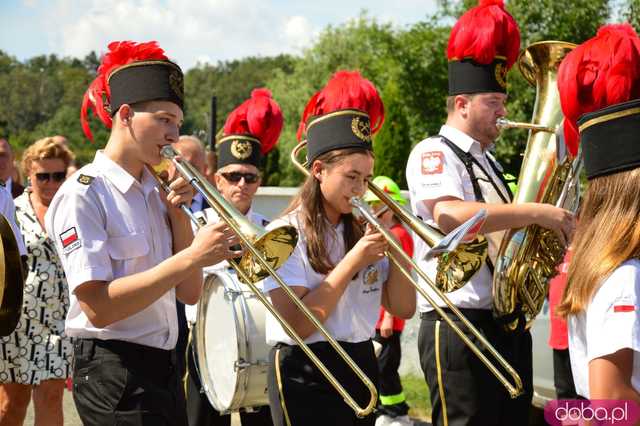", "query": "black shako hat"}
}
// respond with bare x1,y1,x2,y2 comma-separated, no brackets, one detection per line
108,60,184,115
578,99,640,180
81,41,184,142
446,0,520,96
216,88,283,169
305,109,373,165
216,135,263,169
297,70,384,166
